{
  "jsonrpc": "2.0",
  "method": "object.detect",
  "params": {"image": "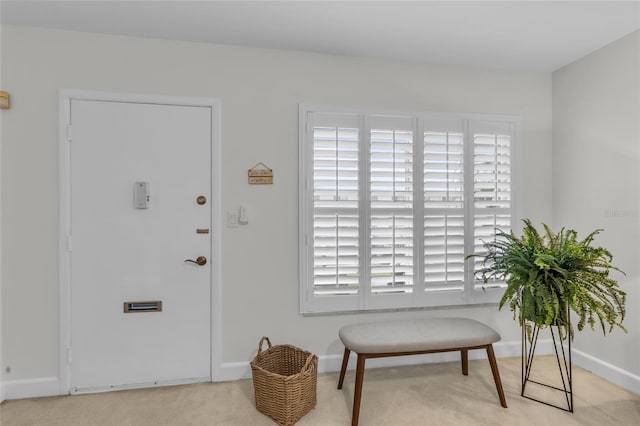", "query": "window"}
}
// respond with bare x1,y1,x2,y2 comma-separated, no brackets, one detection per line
299,106,517,314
